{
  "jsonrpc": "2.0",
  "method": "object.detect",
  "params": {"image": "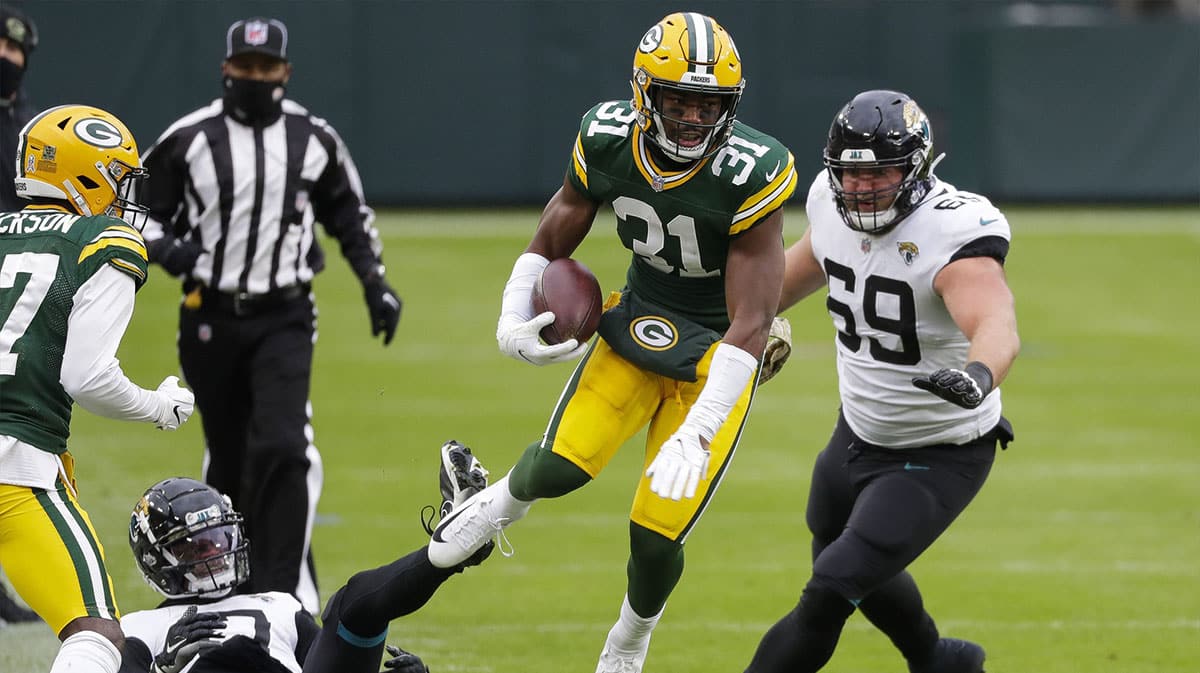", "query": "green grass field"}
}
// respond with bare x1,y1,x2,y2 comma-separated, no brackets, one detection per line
2,206,1198,672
